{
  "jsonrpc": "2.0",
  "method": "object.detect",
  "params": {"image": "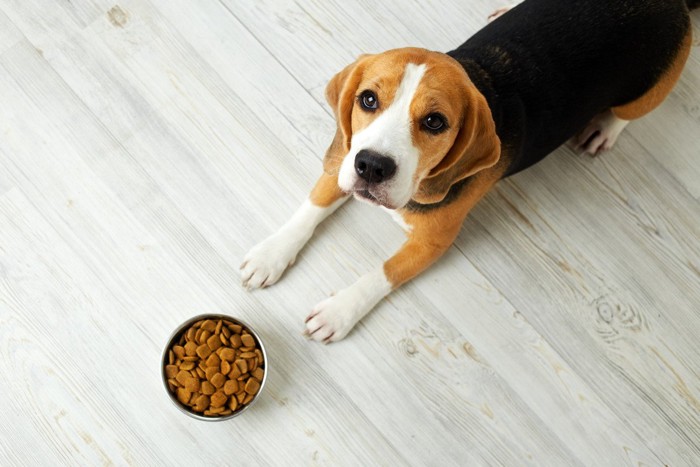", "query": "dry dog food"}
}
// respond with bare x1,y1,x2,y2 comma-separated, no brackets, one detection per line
165,318,265,417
